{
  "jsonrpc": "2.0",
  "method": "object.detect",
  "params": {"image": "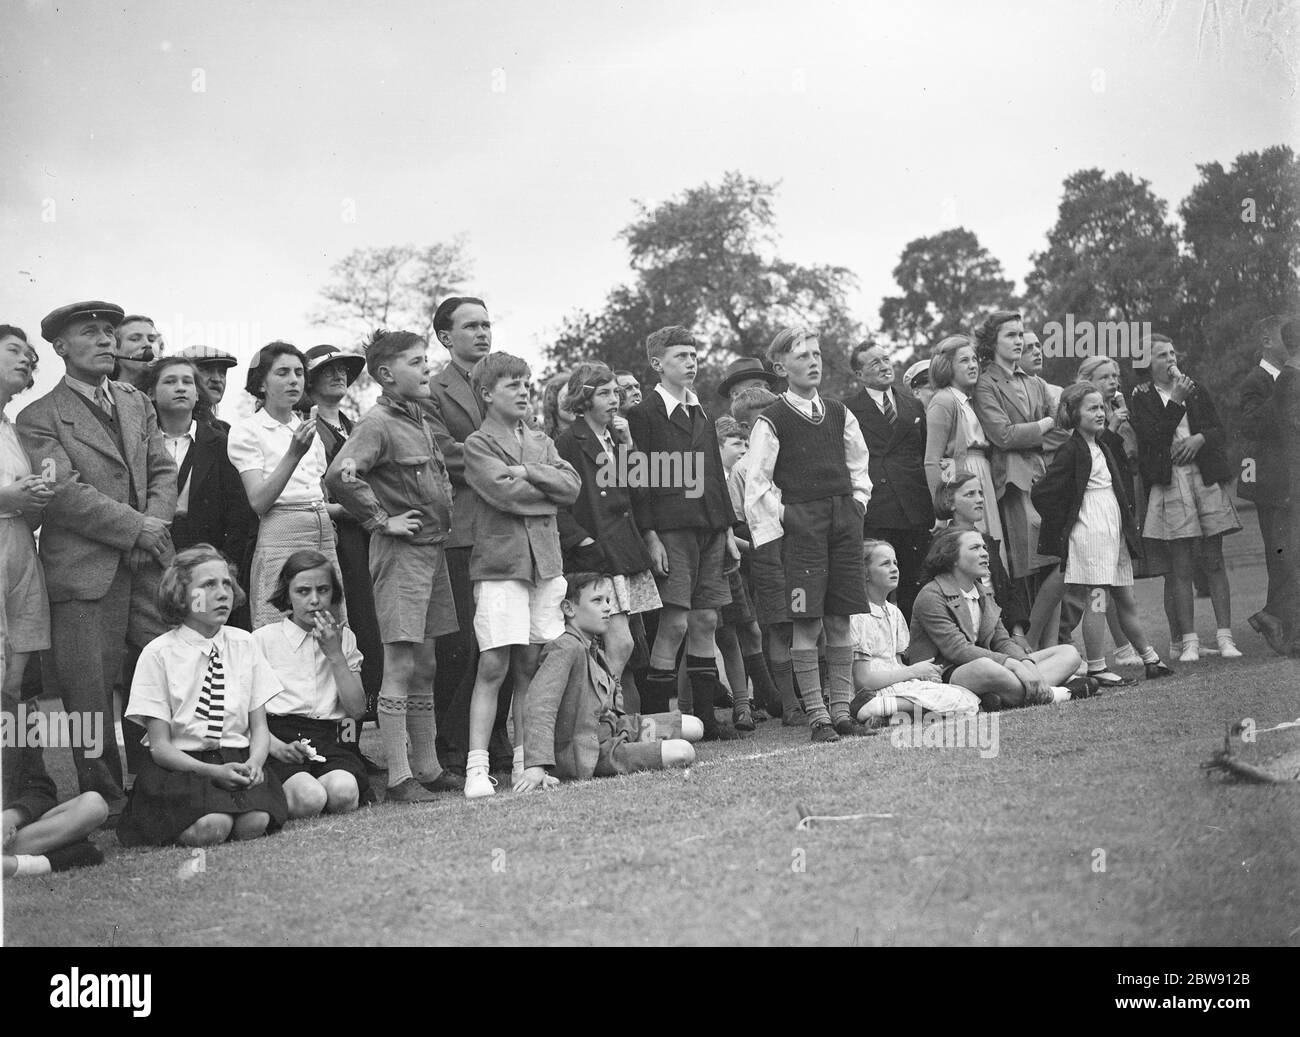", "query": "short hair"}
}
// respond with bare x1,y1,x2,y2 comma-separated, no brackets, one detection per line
614,369,636,382
972,310,1022,365
1056,381,1103,430
564,362,616,417
364,328,426,382
644,326,698,361
1253,314,1287,348
1282,318,1300,355
1150,332,1173,347
715,415,748,443
767,325,815,366
730,385,777,425
540,370,572,437
922,527,983,583
1075,355,1119,385
850,340,881,372
432,297,487,336
933,470,978,521
157,544,246,626
0,324,28,344
244,341,308,401
929,334,976,389
115,314,155,337
862,537,894,568
267,549,345,615
141,356,215,425
471,351,531,403
563,570,611,604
